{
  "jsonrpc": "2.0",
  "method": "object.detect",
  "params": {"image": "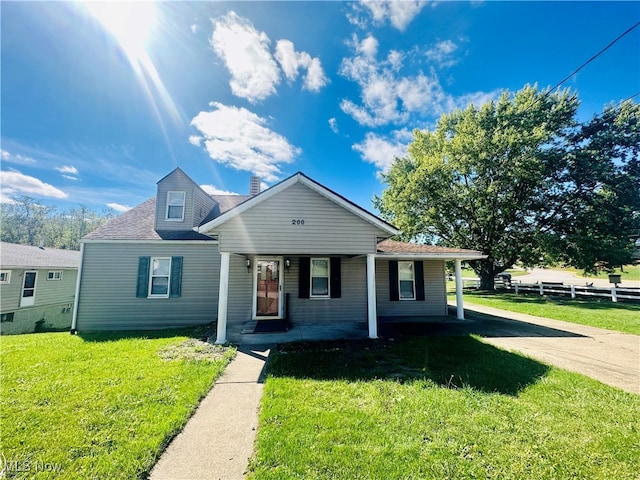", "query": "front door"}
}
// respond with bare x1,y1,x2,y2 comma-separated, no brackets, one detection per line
253,258,282,319
20,271,37,307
